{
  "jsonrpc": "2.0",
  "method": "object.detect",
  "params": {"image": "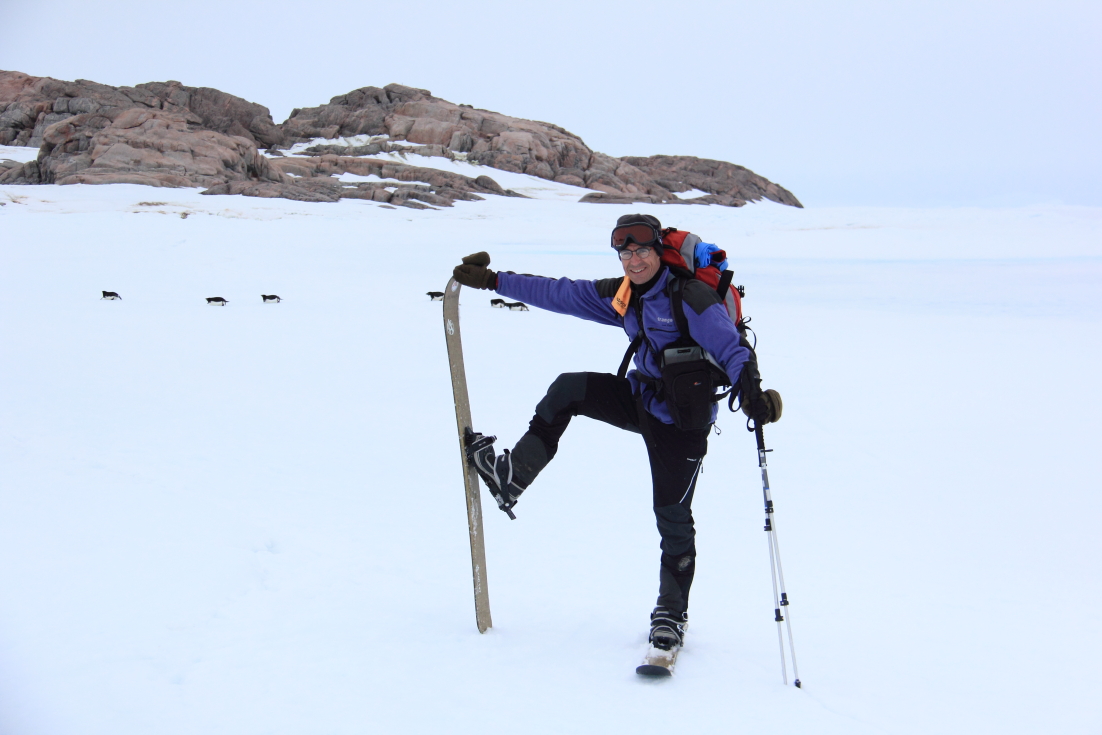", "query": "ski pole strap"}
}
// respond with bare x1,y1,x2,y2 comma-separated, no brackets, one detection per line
617,333,643,379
